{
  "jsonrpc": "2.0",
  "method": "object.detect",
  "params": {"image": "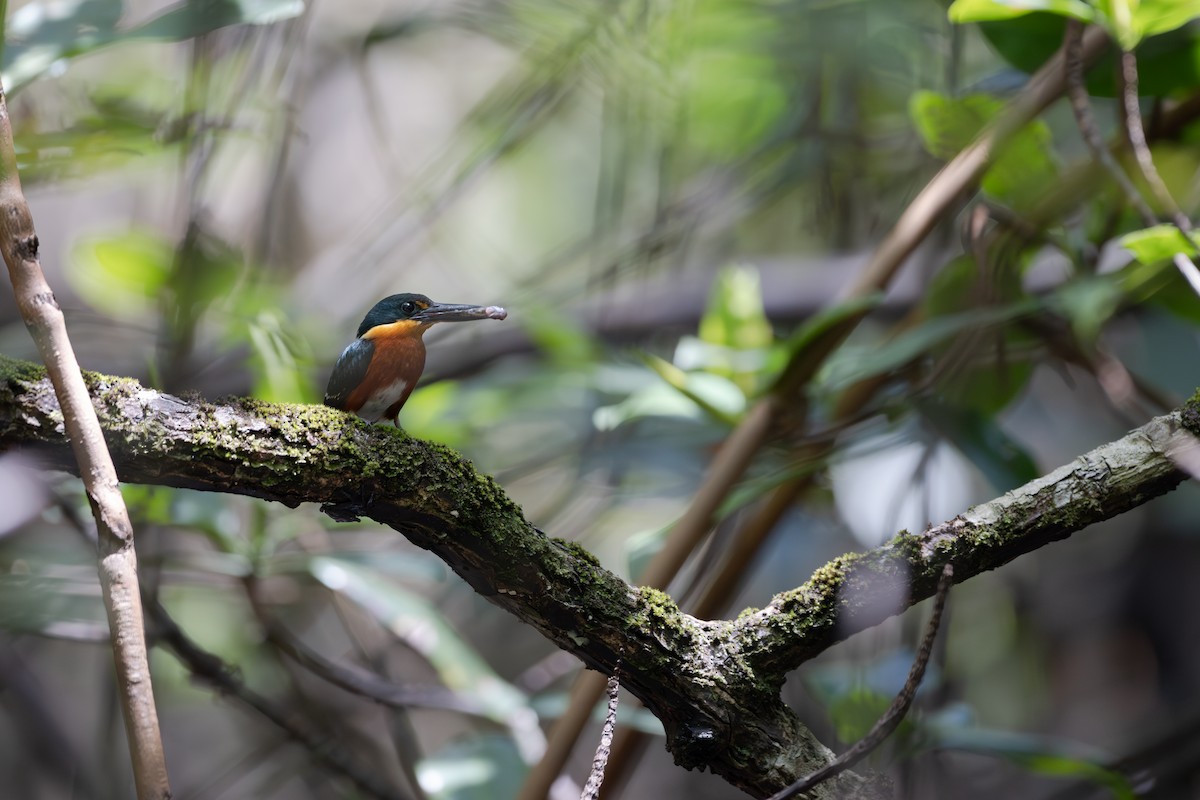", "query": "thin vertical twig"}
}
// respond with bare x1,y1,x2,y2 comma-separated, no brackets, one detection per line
0,32,172,800
579,671,621,800
1118,50,1192,235
1116,46,1200,298
1064,20,1200,296
766,565,955,800
1064,21,1156,222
